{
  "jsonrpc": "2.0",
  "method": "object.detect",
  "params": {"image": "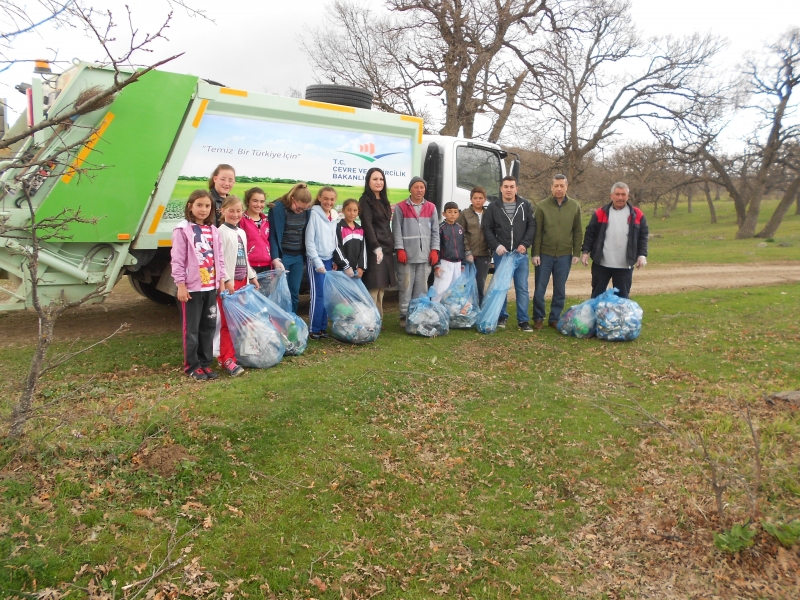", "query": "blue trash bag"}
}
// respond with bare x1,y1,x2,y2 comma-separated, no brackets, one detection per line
254,294,309,356
323,271,382,344
475,252,526,334
221,285,286,368
406,287,449,337
557,295,603,338
256,269,291,313
440,262,480,329
595,288,644,341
